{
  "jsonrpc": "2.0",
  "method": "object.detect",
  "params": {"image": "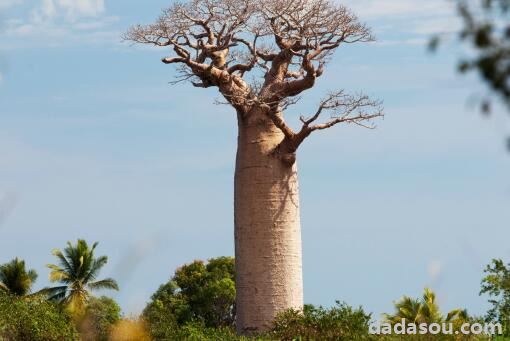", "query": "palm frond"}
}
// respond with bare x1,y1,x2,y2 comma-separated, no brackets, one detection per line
27,269,38,283
49,291,68,302
0,258,38,296
385,288,467,326
88,278,119,291
83,256,108,284
419,288,442,323
46,239,118,311
64,241,81,277
47,264,63,272
49,271,70,282
47,264,71,282
445,308,469,322
52,249,75,276
37,286,68,301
